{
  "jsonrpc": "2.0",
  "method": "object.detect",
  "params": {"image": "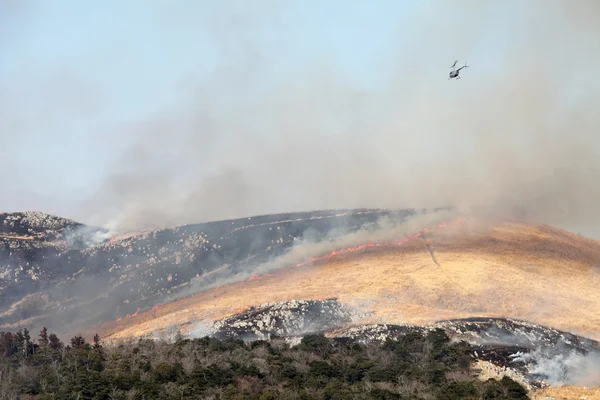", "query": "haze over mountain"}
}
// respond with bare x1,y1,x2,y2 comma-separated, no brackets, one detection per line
2,1,600,238
3,2,600,397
